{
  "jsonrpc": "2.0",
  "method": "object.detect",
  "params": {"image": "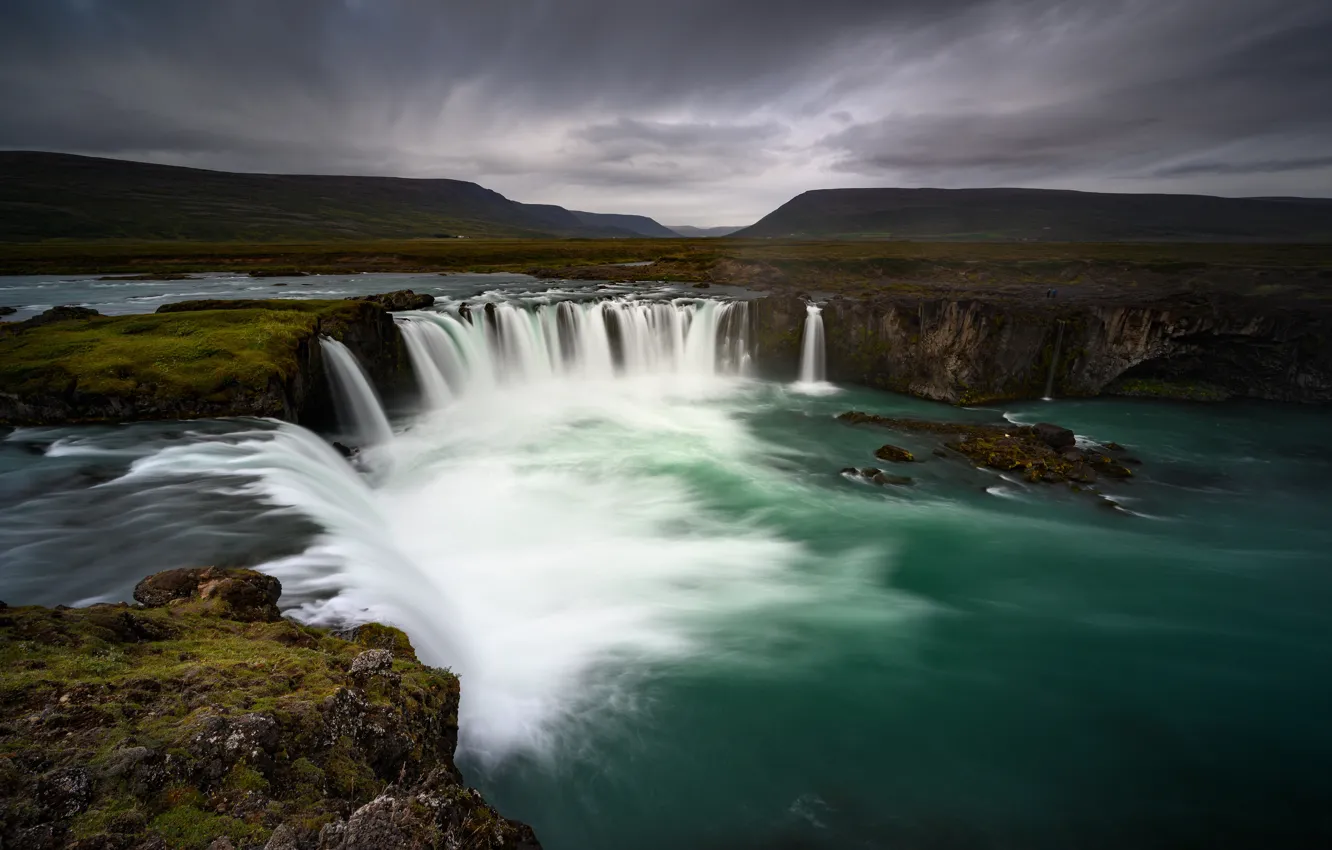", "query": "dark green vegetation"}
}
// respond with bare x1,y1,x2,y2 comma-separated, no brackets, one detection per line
3,238,1330,307
0,297,409,426
0,567,539,849
838,411,1136,487
738,187,1332,242
0,301,360,425
0,152,673,241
